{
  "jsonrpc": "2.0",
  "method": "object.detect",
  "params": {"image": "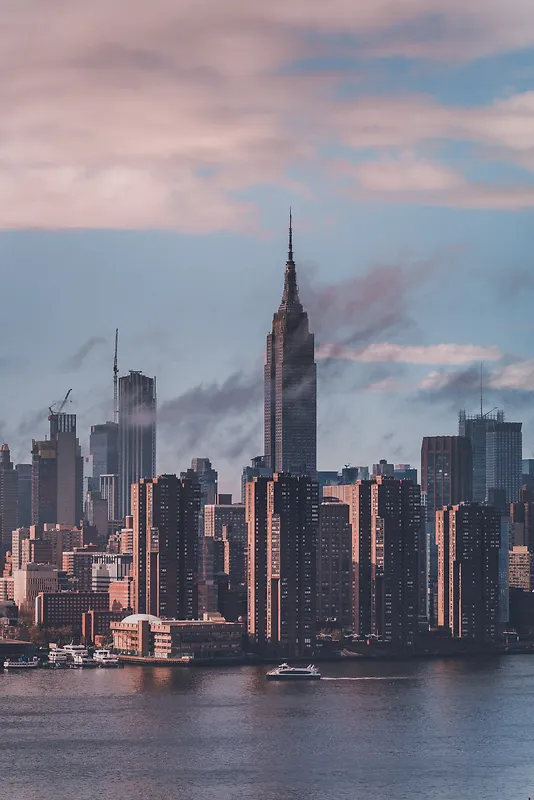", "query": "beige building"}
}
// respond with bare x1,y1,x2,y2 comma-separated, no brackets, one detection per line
0,577,14,601
509,546,532,591
13,563,58,610
111,612,244,659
